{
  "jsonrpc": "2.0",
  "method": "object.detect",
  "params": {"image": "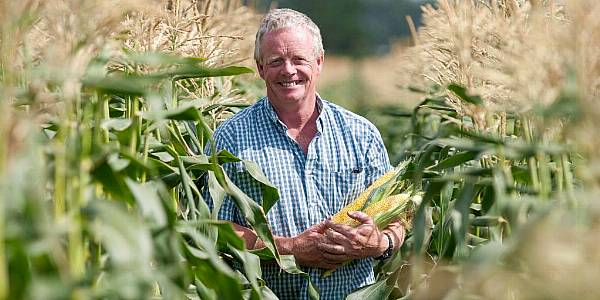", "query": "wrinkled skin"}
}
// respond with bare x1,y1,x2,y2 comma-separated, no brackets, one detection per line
289,222,343,269
318,211,388,262
251,222,343,270
250,212,405,269
256,27,323,112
